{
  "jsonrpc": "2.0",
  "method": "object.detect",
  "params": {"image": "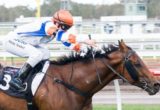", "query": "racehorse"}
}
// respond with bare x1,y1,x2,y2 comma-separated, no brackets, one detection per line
0,40,159,110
